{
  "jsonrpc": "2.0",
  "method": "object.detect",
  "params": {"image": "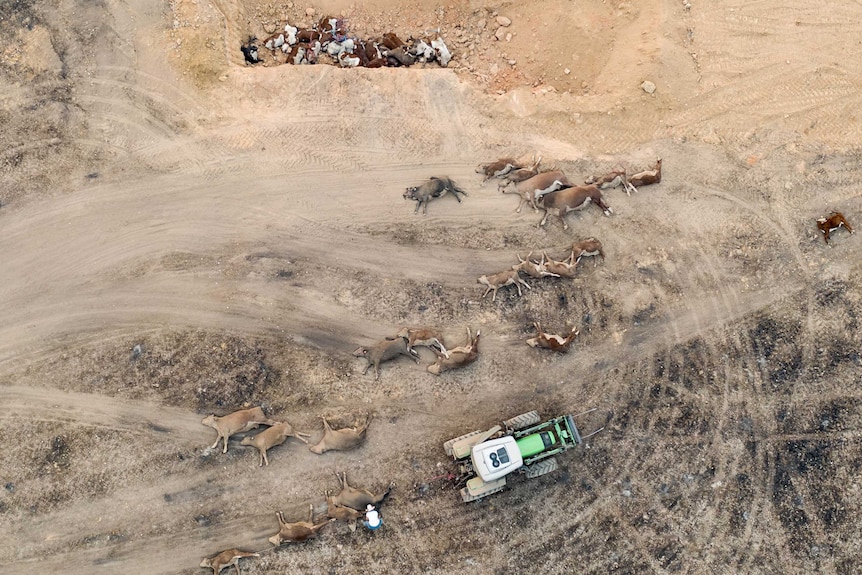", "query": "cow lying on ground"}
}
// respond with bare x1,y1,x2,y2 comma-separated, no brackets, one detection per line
403,176,467,214
269,505,334,546
817,211,854,244
427,328,480,375
200,549,259,575
512,251,560,279
308,413,373,454
327,471,394,510
500,170,573,213
387,327,448,358
537,184,613,229
571,238,605,266
478,269,531,302
628,158,662,188
586,167,638,195
201,407,277,453
526,322,579,352
353,337,420,380
240,421,311,466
